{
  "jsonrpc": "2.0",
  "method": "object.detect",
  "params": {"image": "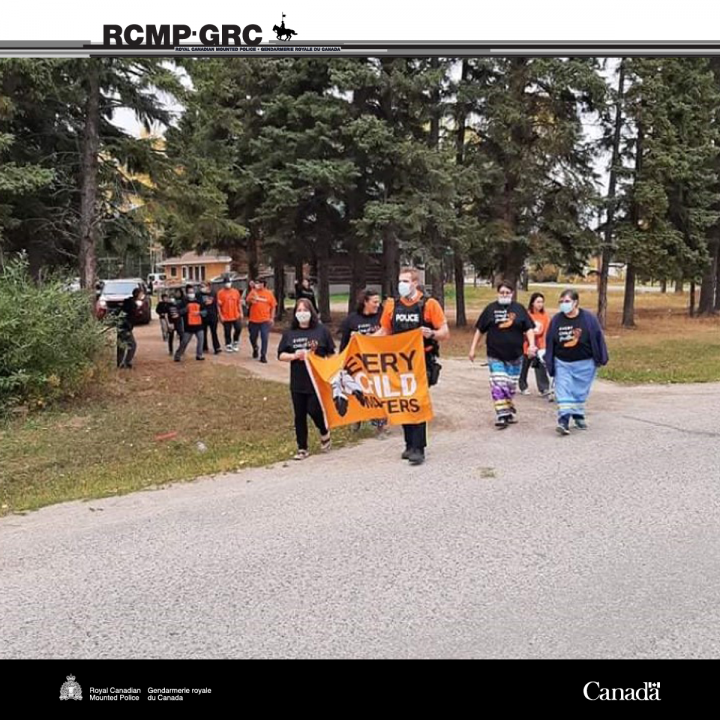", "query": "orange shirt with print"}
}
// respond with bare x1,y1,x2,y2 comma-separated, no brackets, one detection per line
380,293,447,335
217,287,243,322
523,310,550,353
246,288,277,323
